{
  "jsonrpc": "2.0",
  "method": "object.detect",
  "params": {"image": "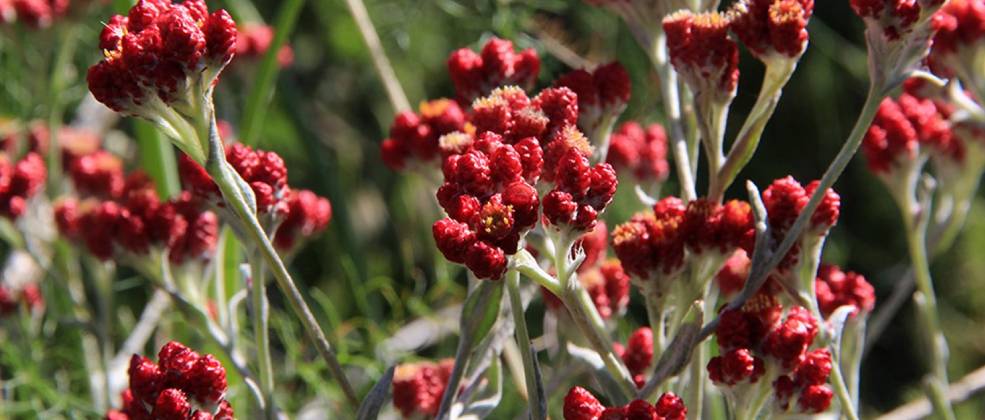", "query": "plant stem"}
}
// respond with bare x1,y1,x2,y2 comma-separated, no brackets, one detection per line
250,255,276,419
46,23,81,195
829,358,862,420
652,33,697,201
342,0,411,113
901,197,956,420
205,119,359,406
507,269,544,420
